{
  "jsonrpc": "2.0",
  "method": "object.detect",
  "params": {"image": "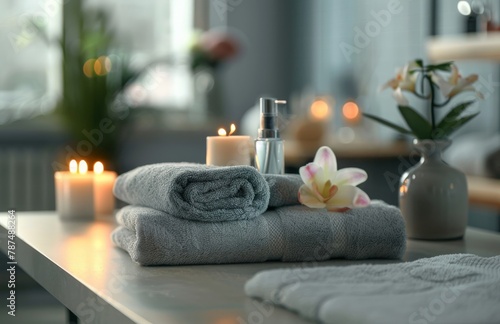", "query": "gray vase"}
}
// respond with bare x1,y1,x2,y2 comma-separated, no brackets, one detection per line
399,139,468,240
